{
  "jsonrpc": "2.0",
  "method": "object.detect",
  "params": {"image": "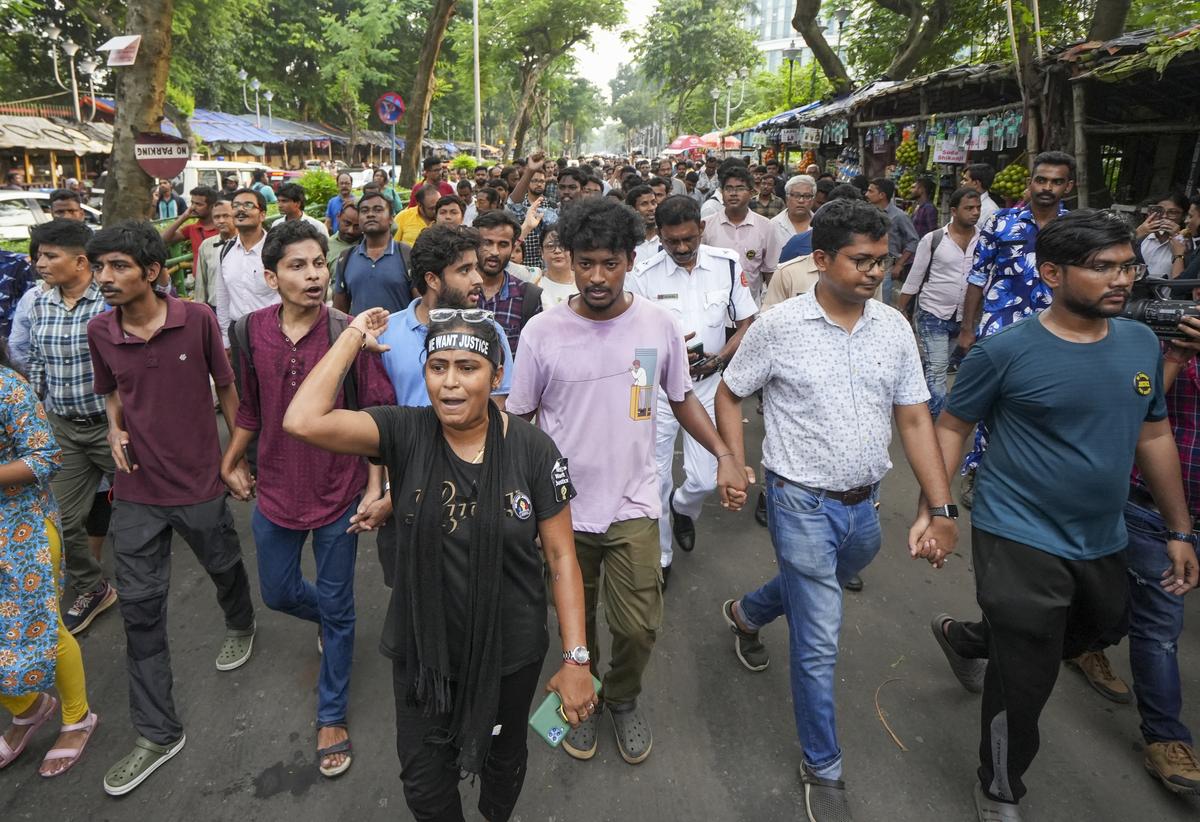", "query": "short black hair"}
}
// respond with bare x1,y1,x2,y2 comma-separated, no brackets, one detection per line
816,178,837,195
435,194,466,213
625,184,654,206
849,174,869,193
817,171,836,181
949,187,982,209
685,172,699,183
827,183,864,202
472,207,521,240
455,179,473,193
262,218,328,272
252,169,270,184
191,185,220,204
1032,150,1076,179
913,177,935,199
557,167,588,187
48,188,82,207
416,184,441,205
811,199,890,255
411,225,481,295
647,176,671,192
277,183,305,206
1035,208,1132,268
655,195,702,230
475,188,499,209
339,202,358,216
232,187,266,211
30,218,91,252
964,163,995,191
373,167,391,180
557,196,642,258
869,178,896,201
422,156,442,171
86,221,168,273
720,166,755,190
357,191,393,215
1153,191,1190,213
